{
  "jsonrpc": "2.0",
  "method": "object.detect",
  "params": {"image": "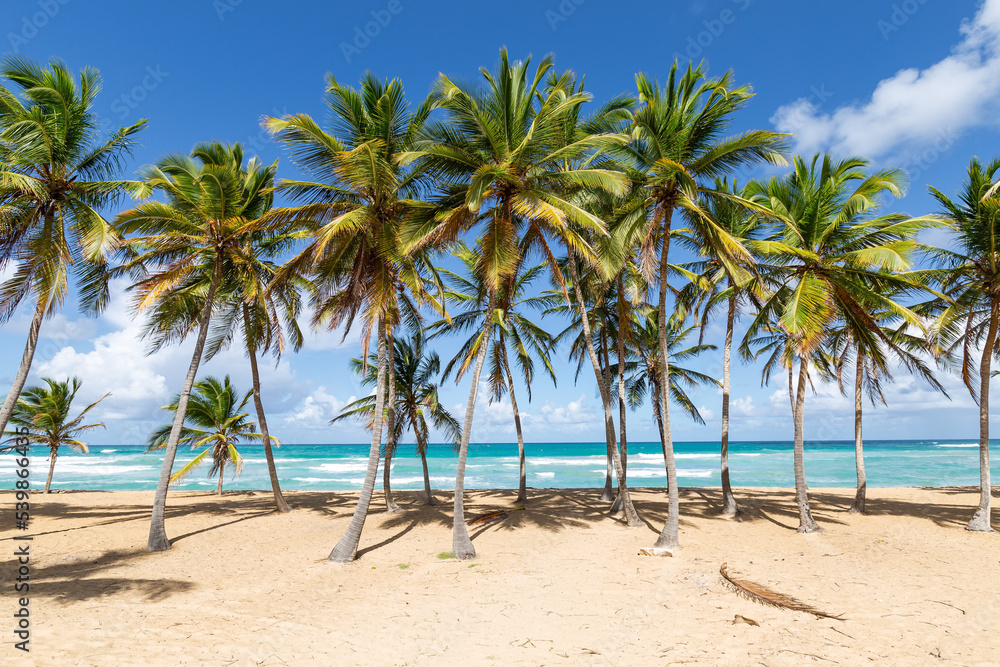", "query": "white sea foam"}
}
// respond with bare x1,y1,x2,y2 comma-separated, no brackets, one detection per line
53,464,153,475
736,453,761,457
312,462,369,473
532,456,608,466
677,469,714,478
99,449,117,454
533,472,556,478
392,476,452,484
937,444,978,448
292,477,336,483
625,469,664,478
